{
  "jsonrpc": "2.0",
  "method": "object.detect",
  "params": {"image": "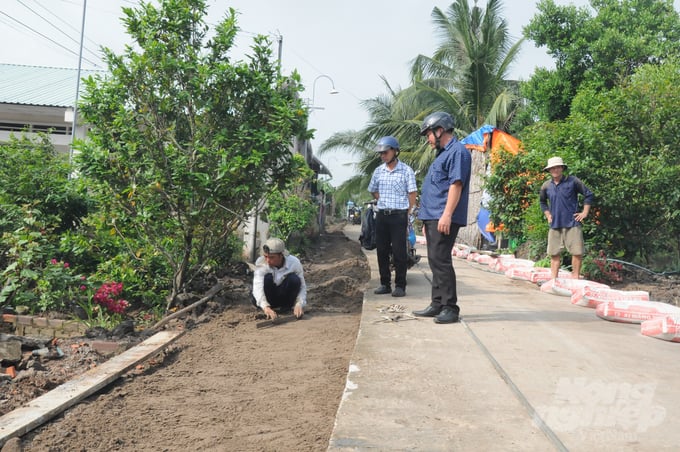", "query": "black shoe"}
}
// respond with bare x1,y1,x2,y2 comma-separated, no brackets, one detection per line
392,287,406,297
434,307,459,324
374,285,392,295
412,305,442,317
